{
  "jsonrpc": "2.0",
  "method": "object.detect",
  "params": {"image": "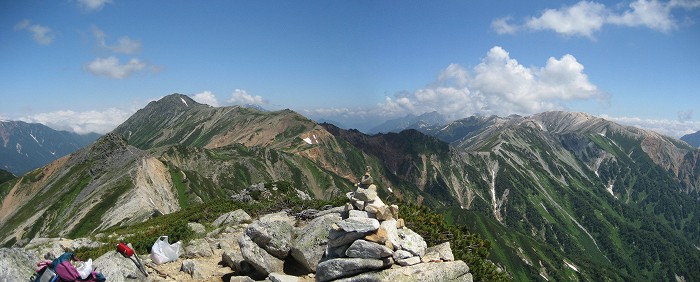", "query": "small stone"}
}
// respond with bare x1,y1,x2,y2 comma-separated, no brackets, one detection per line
348,210,371,218
352,199,365,210
354,185,378,202
345,239,393,259
364,197,386,214
392,249,413,261
389,205,399,218
337,217,380,233
180,259,205,279
398,228,427,257
364,228,388,244
375,205,393,221
344,203,355,211
397,256,421,266
397,218,405,229
380,219,401,250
